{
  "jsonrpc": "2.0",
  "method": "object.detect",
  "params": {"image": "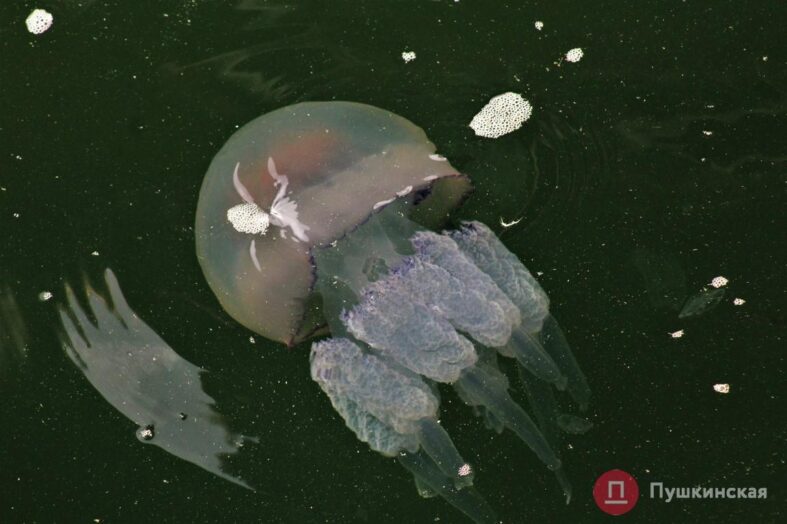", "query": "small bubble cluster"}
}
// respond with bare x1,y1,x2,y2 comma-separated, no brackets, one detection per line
565,48,584,63
26,9,53,35
227,202,270,235
709,276,728,289
713,383,730,394
469,92,533,139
